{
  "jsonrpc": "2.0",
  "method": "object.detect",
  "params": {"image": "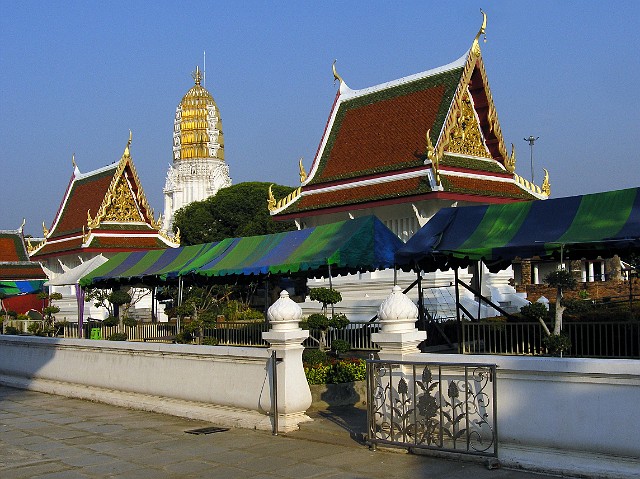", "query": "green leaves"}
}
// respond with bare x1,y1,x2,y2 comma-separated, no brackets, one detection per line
173,182,296,245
